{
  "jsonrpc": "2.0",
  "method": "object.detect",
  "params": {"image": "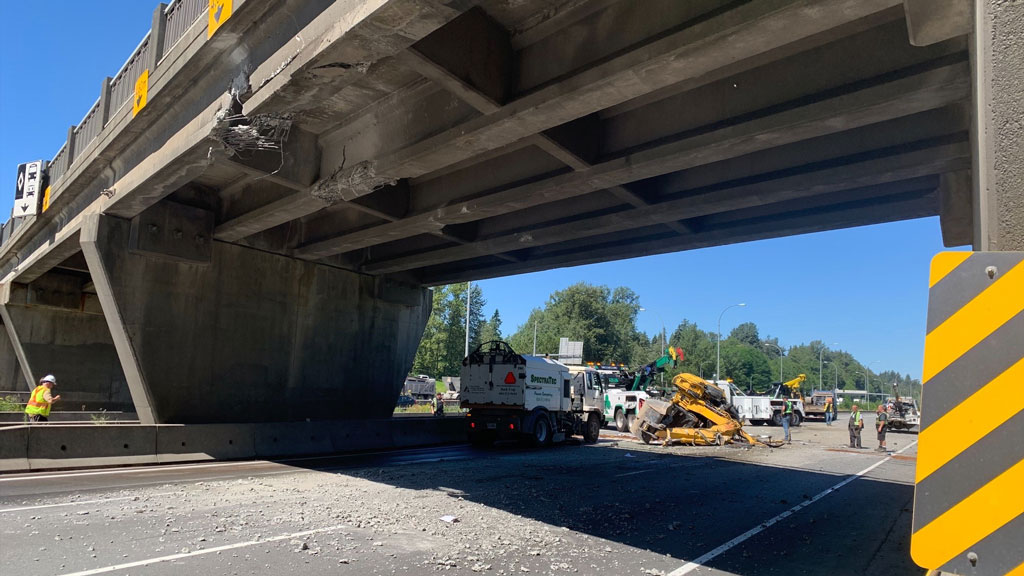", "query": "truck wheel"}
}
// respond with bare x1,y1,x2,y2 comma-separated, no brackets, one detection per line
531,414,552,447
626,413,636,433
791,412,803,427
771,412,783,427
583,413,600,444
614,409,627,432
